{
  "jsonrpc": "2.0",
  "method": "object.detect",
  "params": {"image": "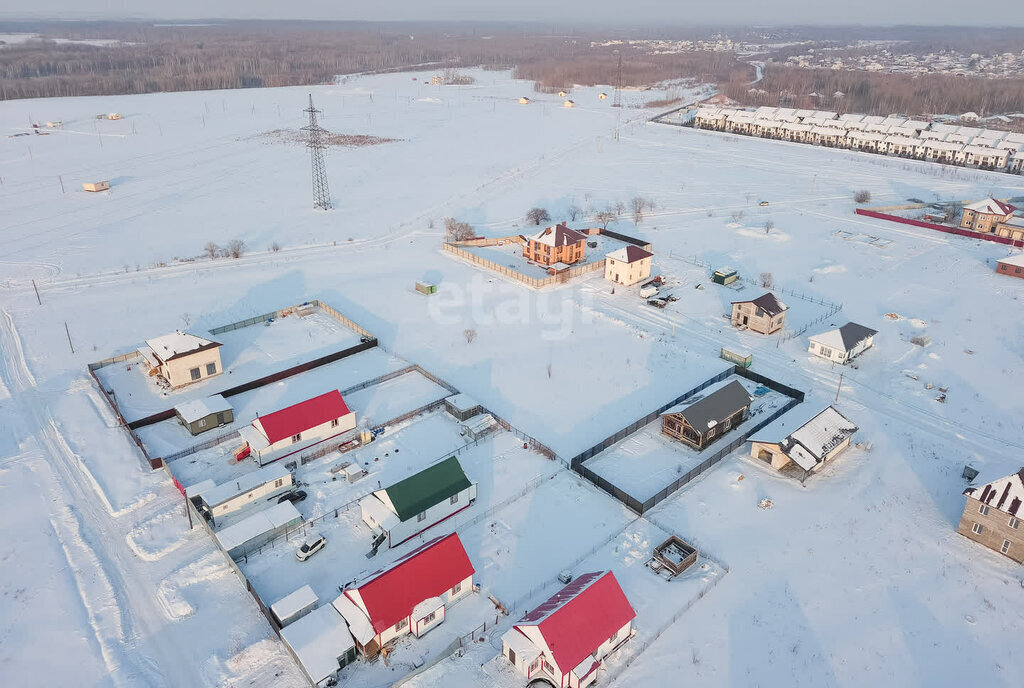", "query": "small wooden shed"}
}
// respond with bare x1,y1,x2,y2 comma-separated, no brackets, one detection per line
83,181,110,192
712,268,738,285
174,394,233,435
563,100,575,108
519,96,531,104
415,281,437,295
